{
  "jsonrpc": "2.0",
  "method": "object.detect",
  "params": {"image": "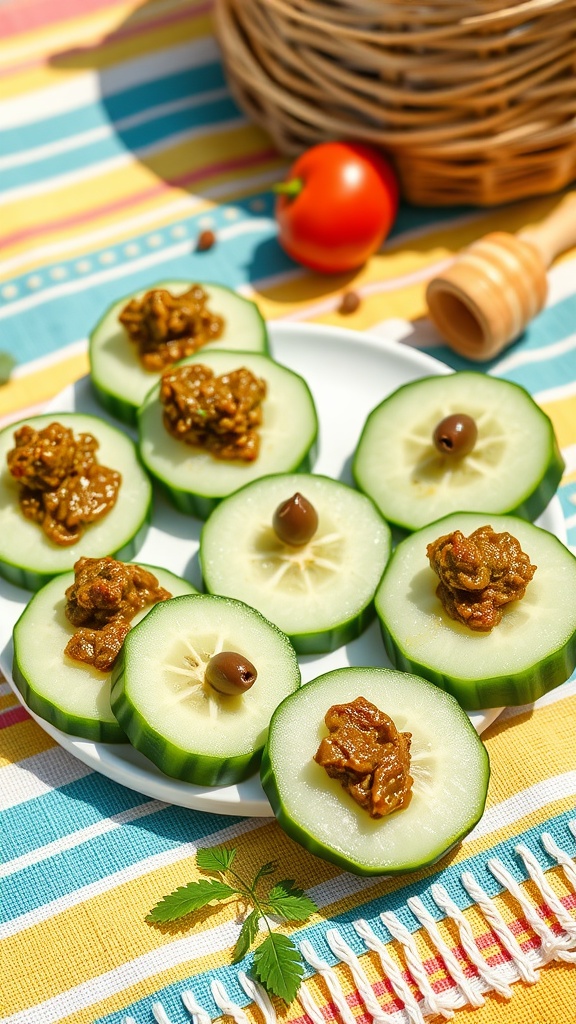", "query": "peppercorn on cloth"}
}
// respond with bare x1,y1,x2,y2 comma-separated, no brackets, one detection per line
0,3,575,1024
